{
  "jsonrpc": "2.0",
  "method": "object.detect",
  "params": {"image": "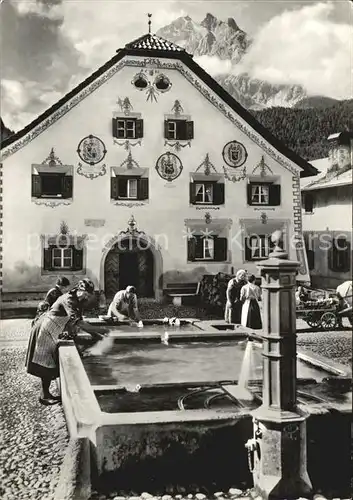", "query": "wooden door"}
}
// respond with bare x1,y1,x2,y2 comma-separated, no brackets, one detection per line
104,250,120,300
